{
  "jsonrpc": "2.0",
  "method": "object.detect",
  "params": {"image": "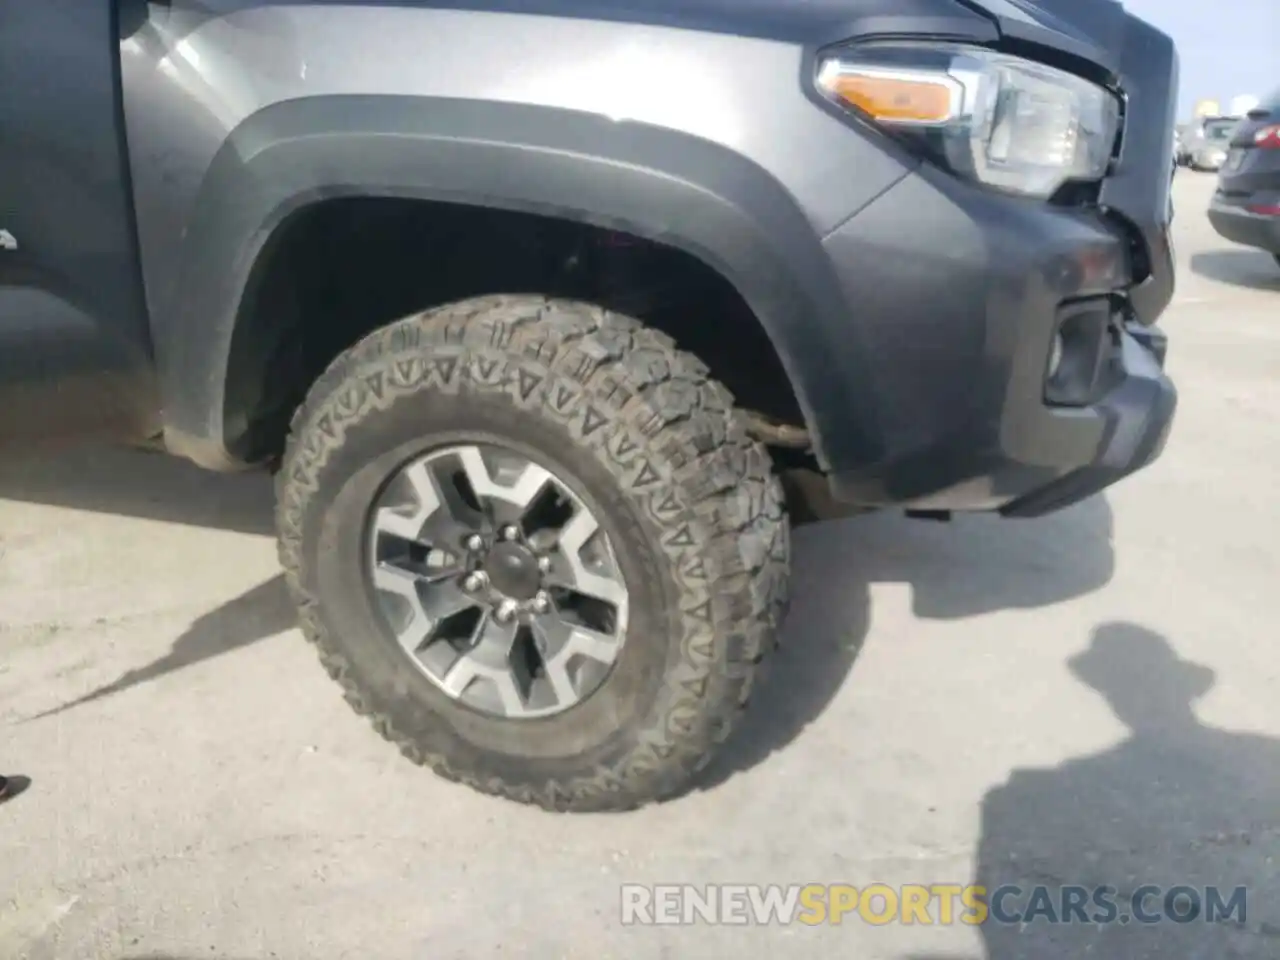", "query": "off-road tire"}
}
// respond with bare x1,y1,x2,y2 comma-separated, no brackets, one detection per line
275,295,790,811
